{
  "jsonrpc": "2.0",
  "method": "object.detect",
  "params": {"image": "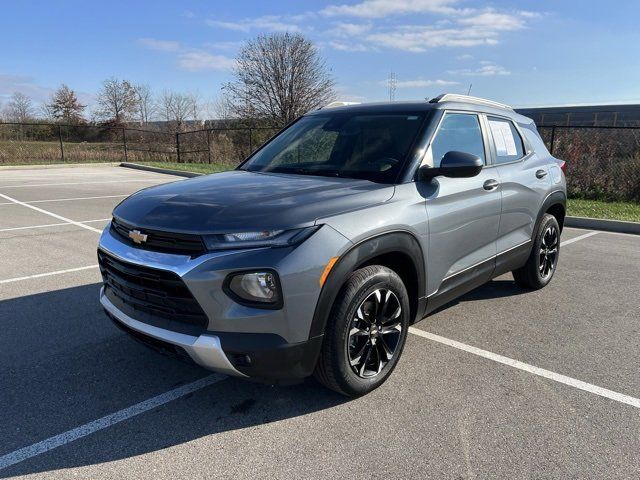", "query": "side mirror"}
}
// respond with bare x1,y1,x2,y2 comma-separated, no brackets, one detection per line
419,151,483,180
